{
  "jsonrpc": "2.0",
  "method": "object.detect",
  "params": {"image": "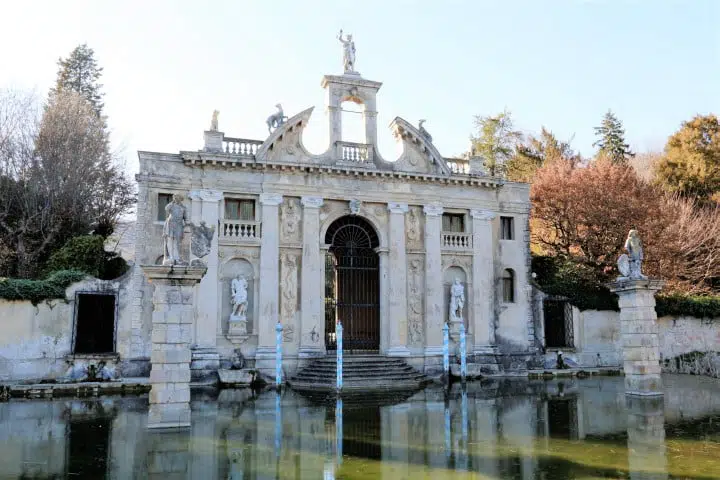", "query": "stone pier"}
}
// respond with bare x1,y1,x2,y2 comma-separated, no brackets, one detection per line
608,279,665,396
142,265,207,429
